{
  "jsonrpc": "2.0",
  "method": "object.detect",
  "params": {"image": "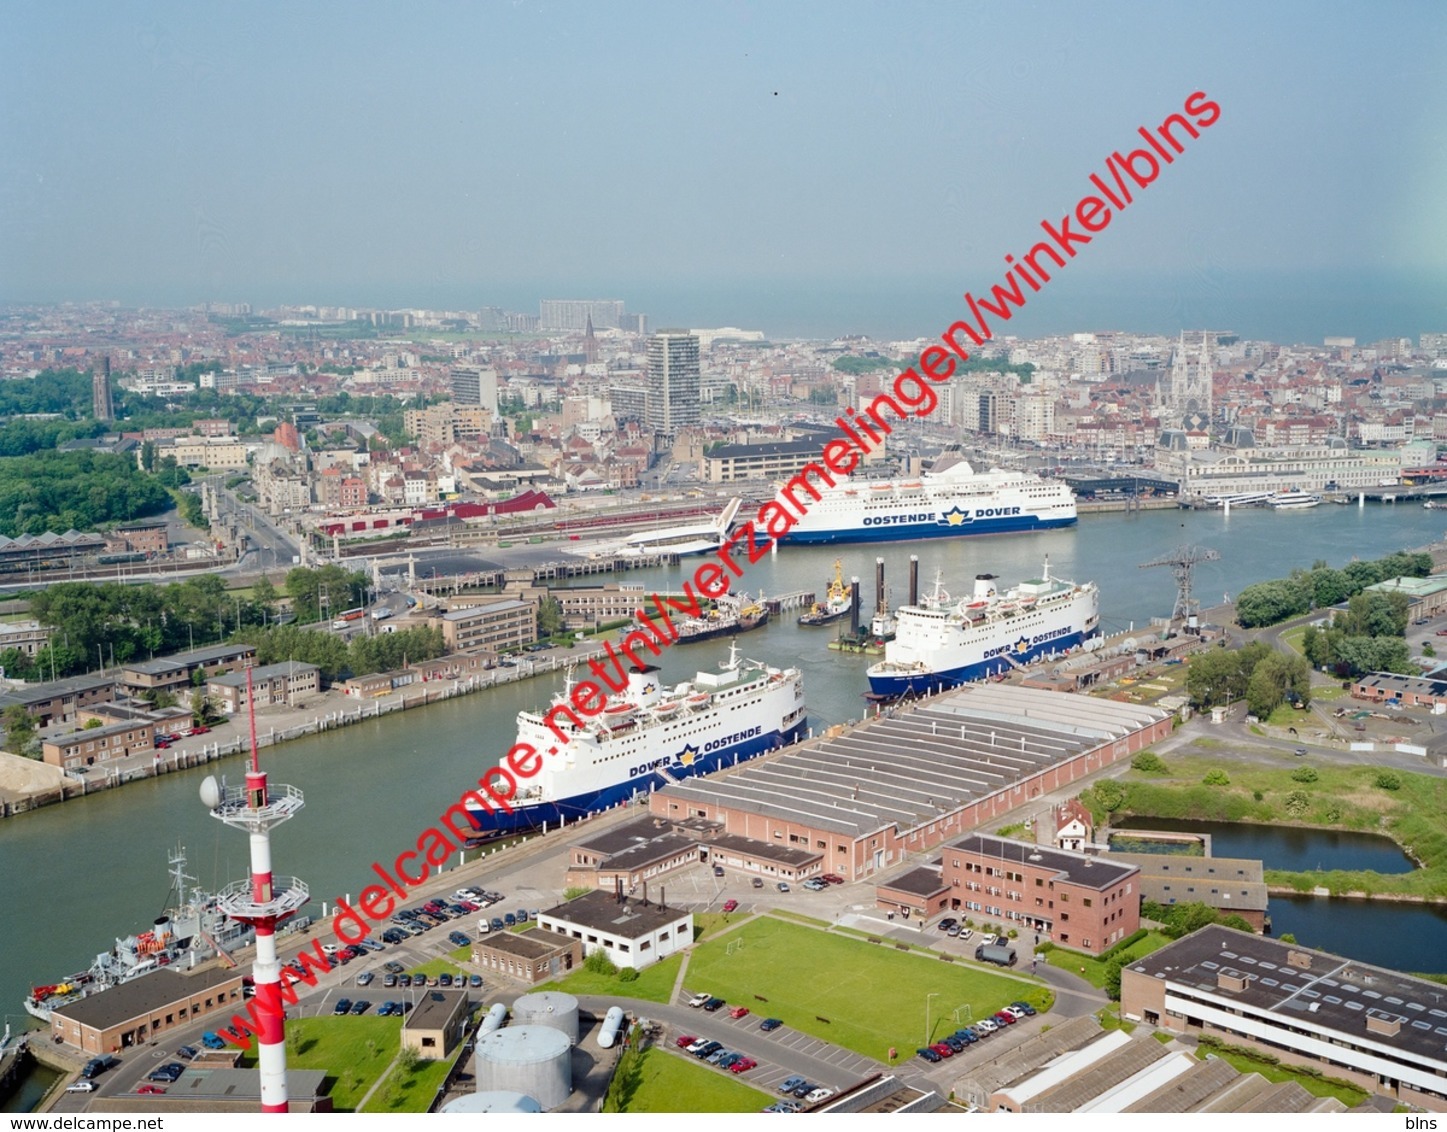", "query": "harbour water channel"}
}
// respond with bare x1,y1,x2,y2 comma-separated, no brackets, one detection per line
1111,817,1447,973
4,502,1447,1107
